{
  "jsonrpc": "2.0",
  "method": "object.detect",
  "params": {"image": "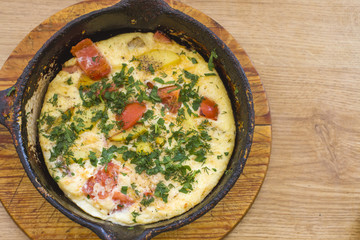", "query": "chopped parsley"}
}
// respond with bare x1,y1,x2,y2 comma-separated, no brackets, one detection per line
204,73,216,76
47,124,77,165
176,70,202,116
149,86,161,102
179,170,200,193
129,56,137,62
202,166,210,174
48,94,58,106
192,97,202,111
121,186,128,195
131,183,140,196
208,50,218,71
88,151,98,167
189,57,198,64
148,64,155,74
183,70,199,82
45,115,55,126
99,145,128,169
38,112,56,130
140,195,154,207
154,182,170,203
66,77,73,85
131,211,140,223
141,110,154,122
6,86,16,97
